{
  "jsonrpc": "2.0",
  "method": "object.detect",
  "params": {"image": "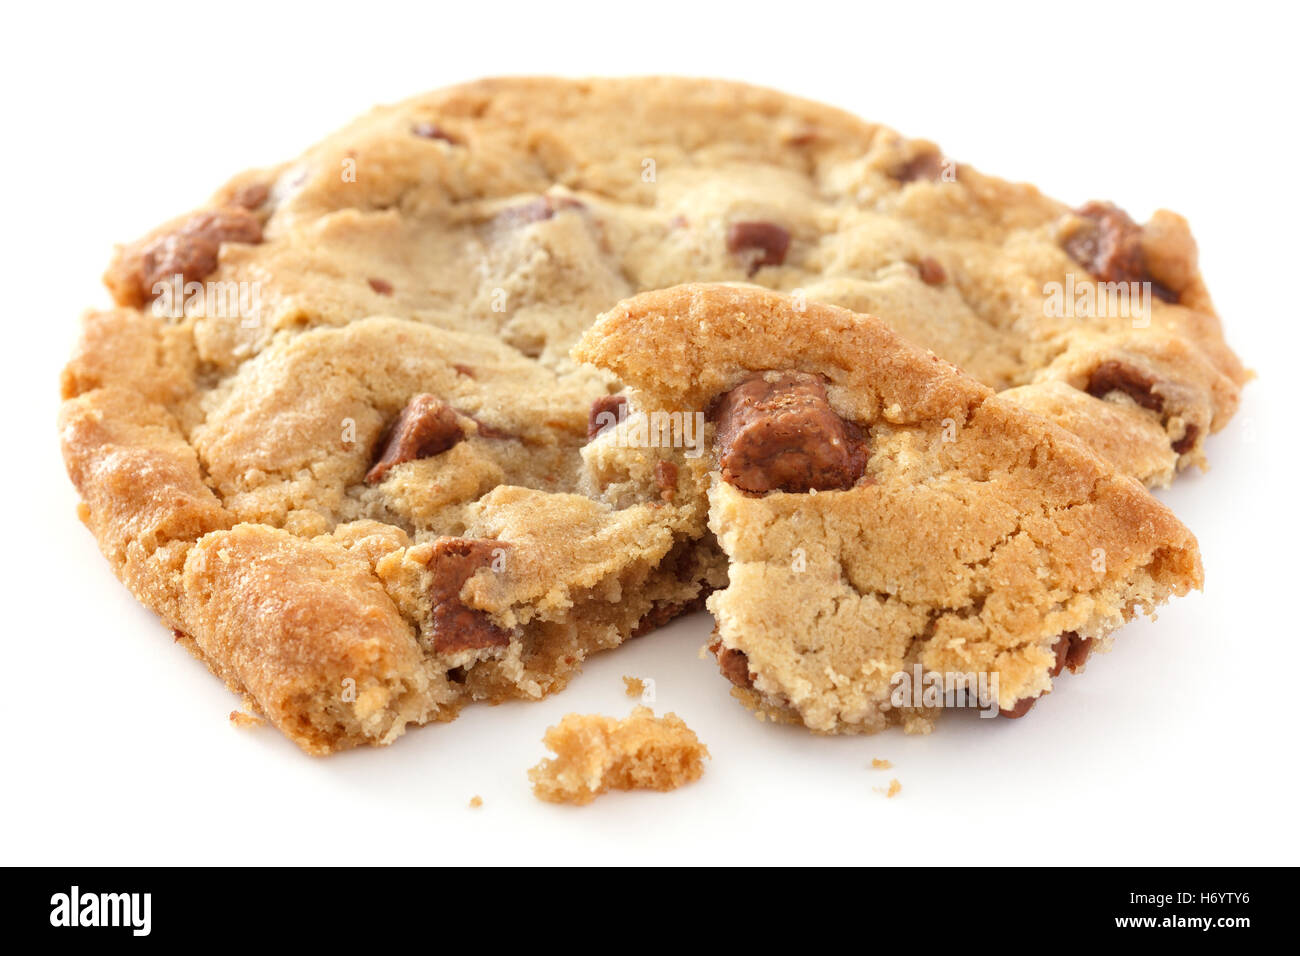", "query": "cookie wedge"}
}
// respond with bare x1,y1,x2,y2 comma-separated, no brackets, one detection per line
574,284,1203,732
